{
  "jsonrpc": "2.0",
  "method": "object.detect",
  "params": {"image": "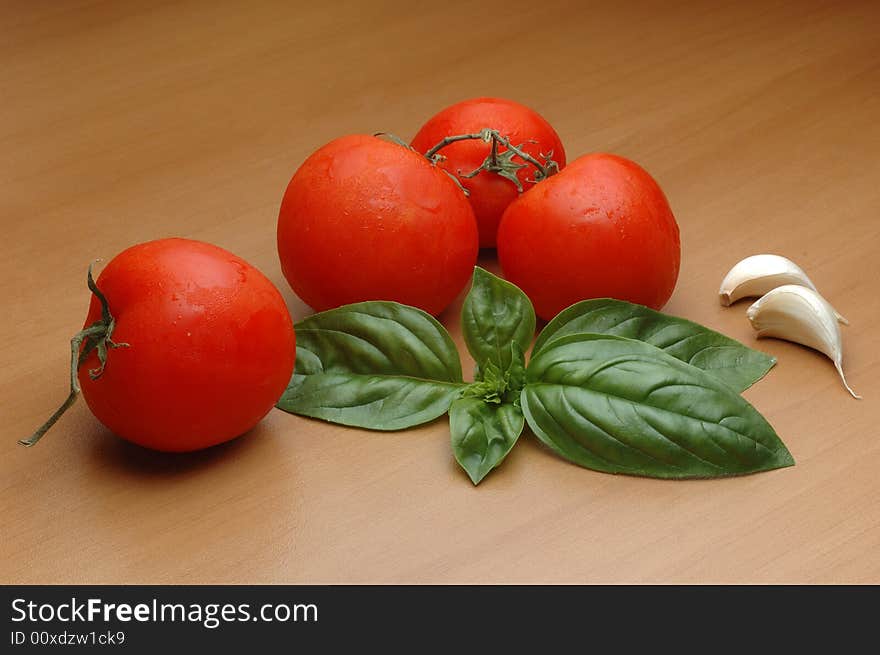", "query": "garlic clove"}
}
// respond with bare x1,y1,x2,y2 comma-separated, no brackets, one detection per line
720,254,848,324
747,285,860,399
